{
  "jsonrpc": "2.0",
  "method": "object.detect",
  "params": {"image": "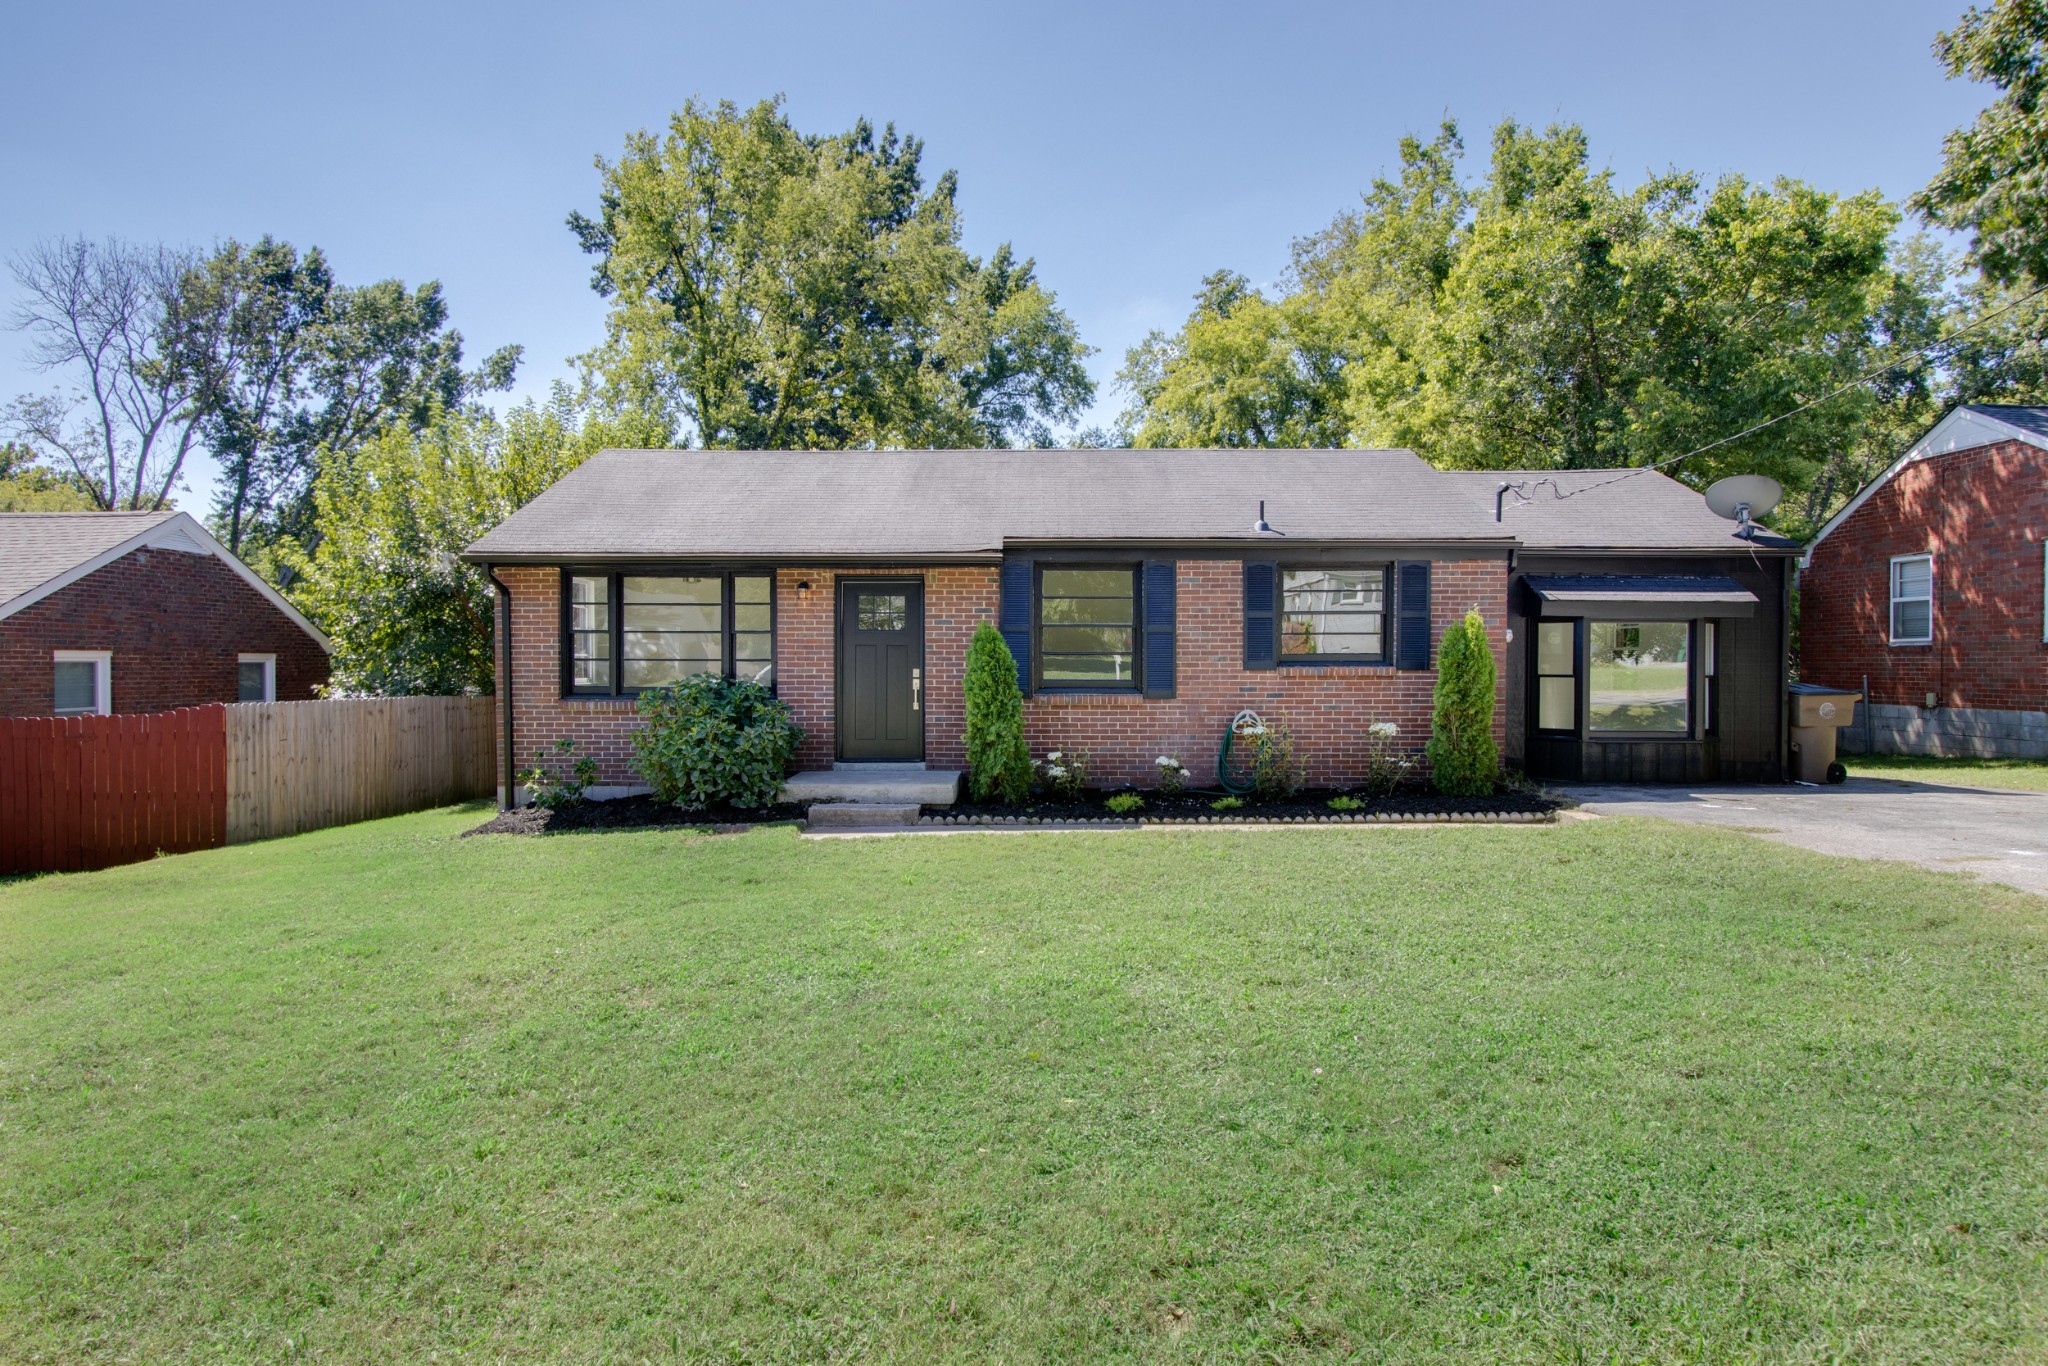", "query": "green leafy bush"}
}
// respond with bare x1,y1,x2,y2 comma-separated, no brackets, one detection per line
963,623,1032,803
1327,795,1364,811
1249,717,1306,801
1210,796,1244,812
520,738,599,808
1426,609,1500,796
1105,792,1144,815
630,674,804,810
1154,755,1189,796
